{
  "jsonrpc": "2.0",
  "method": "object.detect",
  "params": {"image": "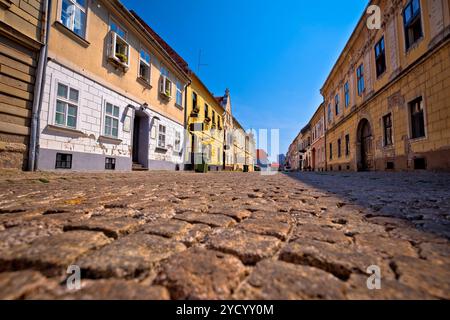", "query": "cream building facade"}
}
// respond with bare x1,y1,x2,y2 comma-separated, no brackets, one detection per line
36,0,190,171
